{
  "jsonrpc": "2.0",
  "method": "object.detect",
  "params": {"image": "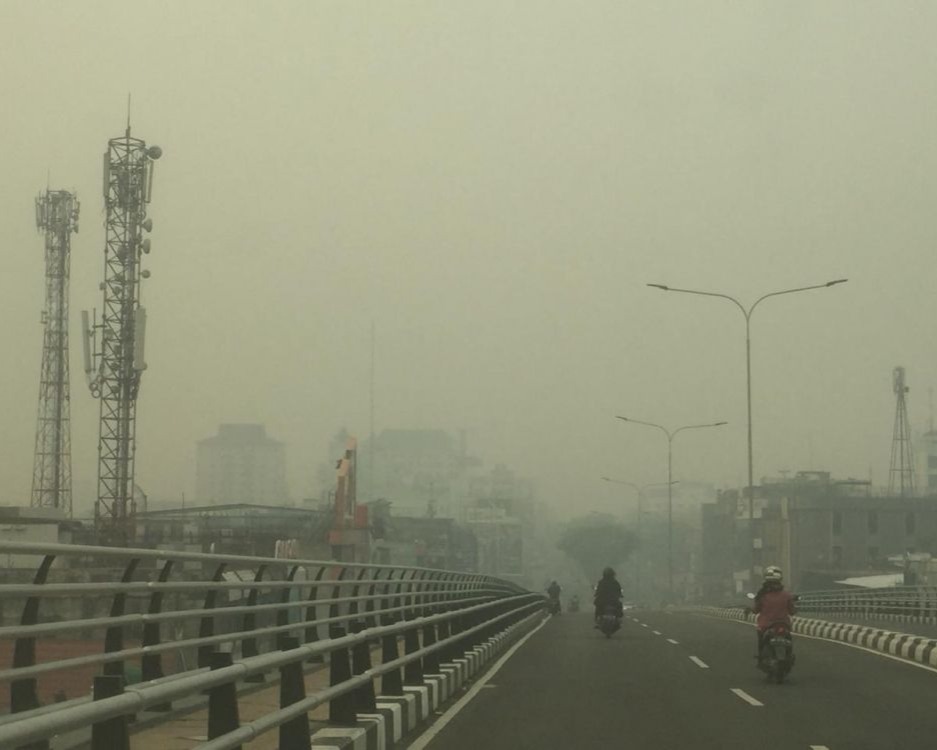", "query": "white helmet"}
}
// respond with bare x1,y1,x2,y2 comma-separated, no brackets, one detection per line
764,565,783,582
